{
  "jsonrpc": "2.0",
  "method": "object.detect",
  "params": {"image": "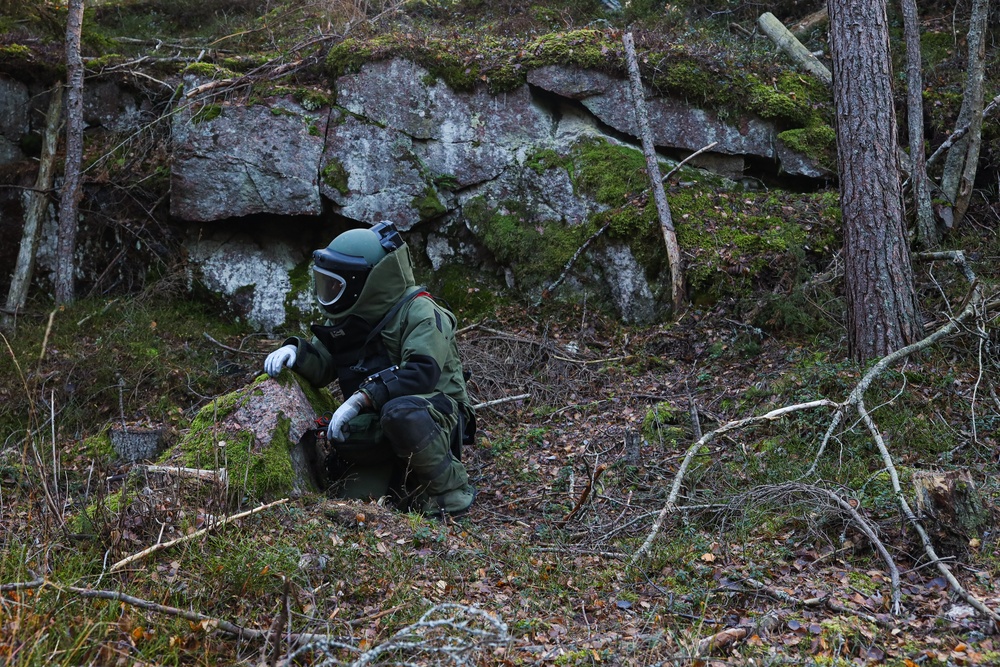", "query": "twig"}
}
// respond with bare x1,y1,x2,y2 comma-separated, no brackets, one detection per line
109,498,289,572
203,331,262,356
741,483,902,614
914,249,977,284
535,223,610,307
926,92,1000,168
629,398,838,567
662,141,719,183
557,463,608,527
471,394,530,410
857,396,1000,623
